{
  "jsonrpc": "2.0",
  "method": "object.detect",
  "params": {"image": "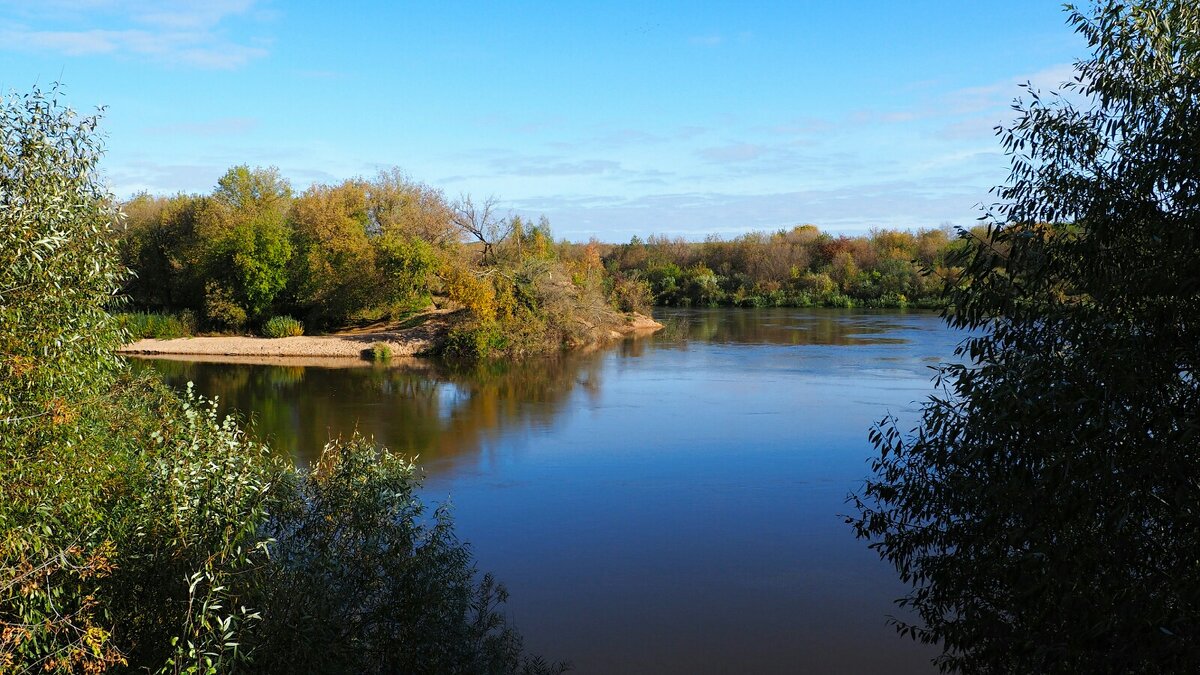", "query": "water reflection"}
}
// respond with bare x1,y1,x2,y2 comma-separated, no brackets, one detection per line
653,307,931,346
132,309,940,468
136,353,608,466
